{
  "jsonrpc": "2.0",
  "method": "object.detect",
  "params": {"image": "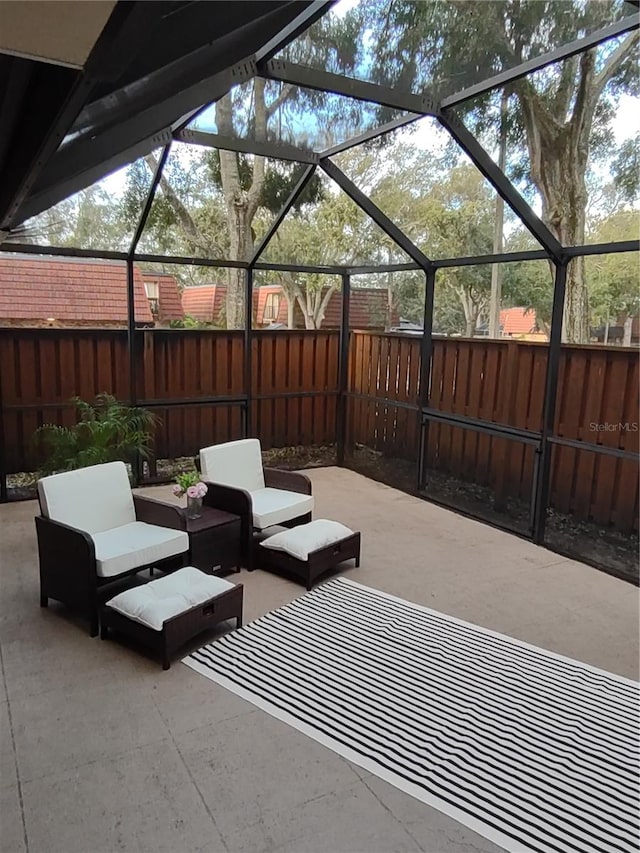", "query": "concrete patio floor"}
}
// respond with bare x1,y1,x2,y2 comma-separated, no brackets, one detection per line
1,466,638,853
